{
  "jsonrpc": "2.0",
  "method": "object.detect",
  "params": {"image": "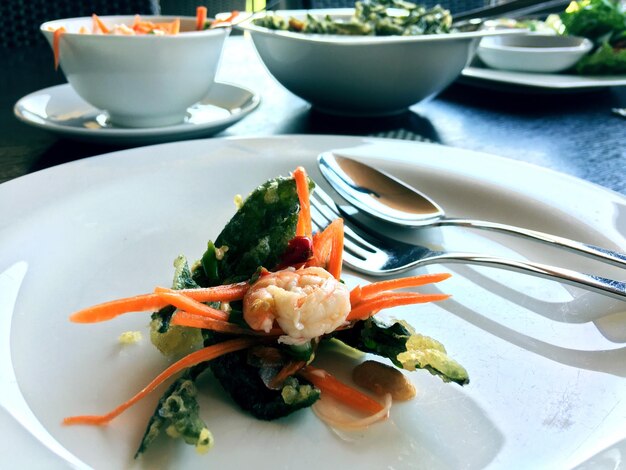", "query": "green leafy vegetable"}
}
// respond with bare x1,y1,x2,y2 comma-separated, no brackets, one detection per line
254,0,452,36
207,334,320,420
560,0,625,44
194,176,312,286
576,40,626,73
192,176,320,421
150,256,204,355
172,255,201,290
559,0,626,74
131,169,465,460
136,372,212,457
200,241,220,285
333,317,469,385
140,257,207,457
